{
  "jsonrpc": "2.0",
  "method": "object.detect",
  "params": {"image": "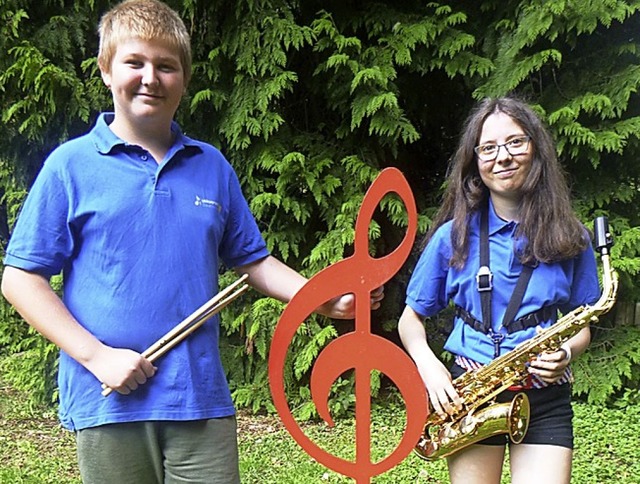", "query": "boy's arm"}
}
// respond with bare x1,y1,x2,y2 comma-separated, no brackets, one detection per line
1,266,156,394
236,255,383,319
